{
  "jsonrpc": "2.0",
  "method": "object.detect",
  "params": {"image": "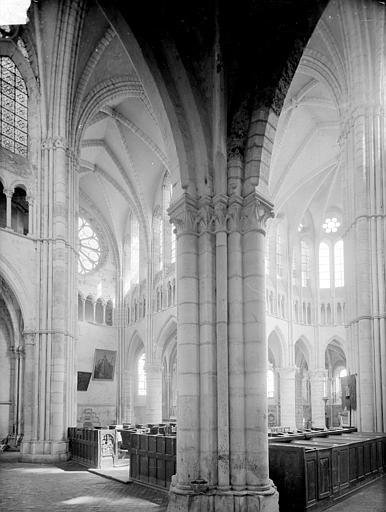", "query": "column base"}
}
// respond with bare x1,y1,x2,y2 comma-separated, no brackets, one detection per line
20,440,69,463
167,482,279,512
